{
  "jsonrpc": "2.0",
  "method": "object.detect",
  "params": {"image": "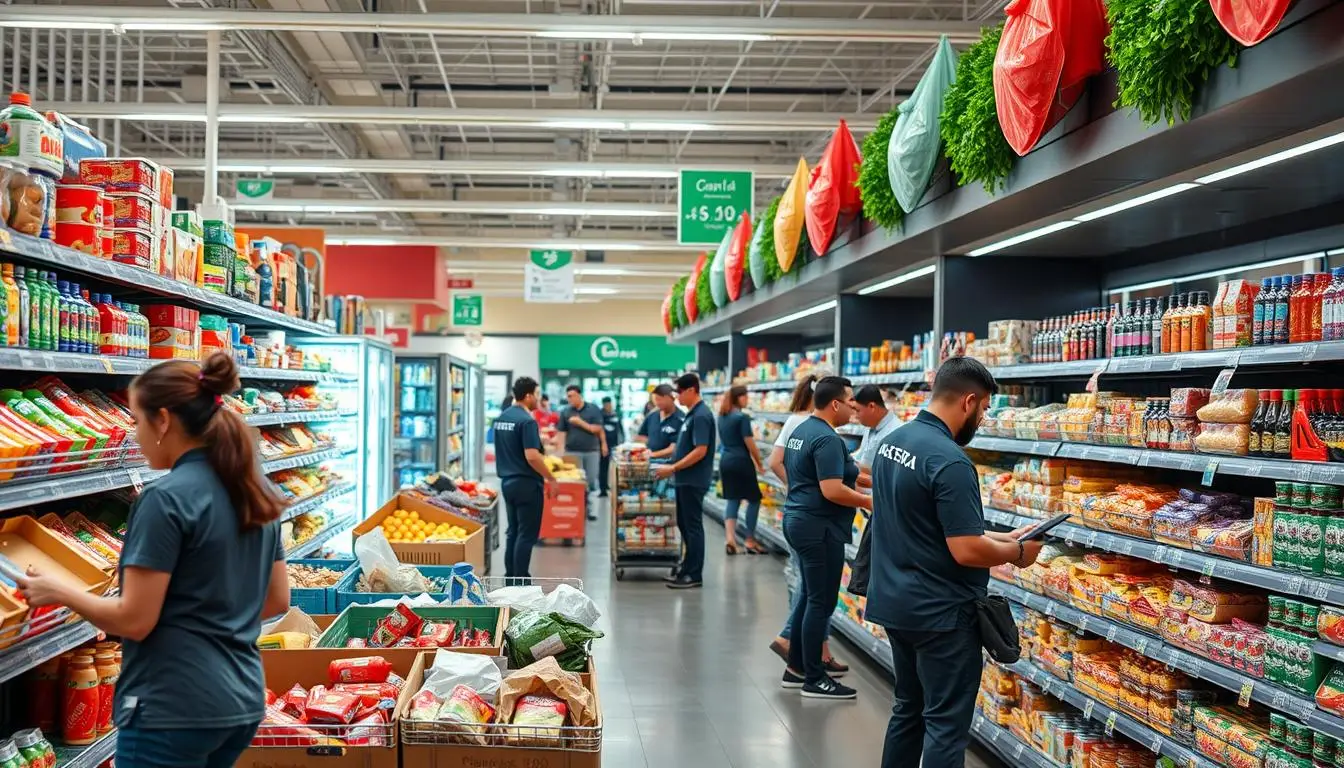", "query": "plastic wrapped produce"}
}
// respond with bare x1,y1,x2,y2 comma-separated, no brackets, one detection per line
1190,519,1254,561
1194,423,1251,456
1195,389,1259,424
